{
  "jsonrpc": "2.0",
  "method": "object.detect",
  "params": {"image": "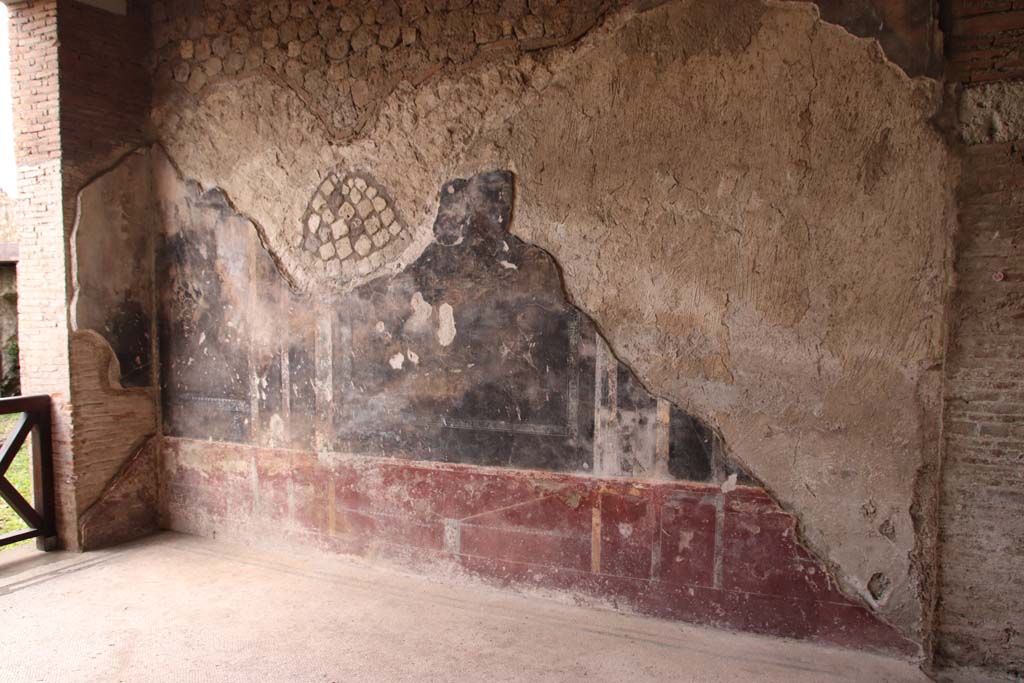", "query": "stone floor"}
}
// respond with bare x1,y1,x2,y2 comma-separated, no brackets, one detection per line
0,532,928,682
